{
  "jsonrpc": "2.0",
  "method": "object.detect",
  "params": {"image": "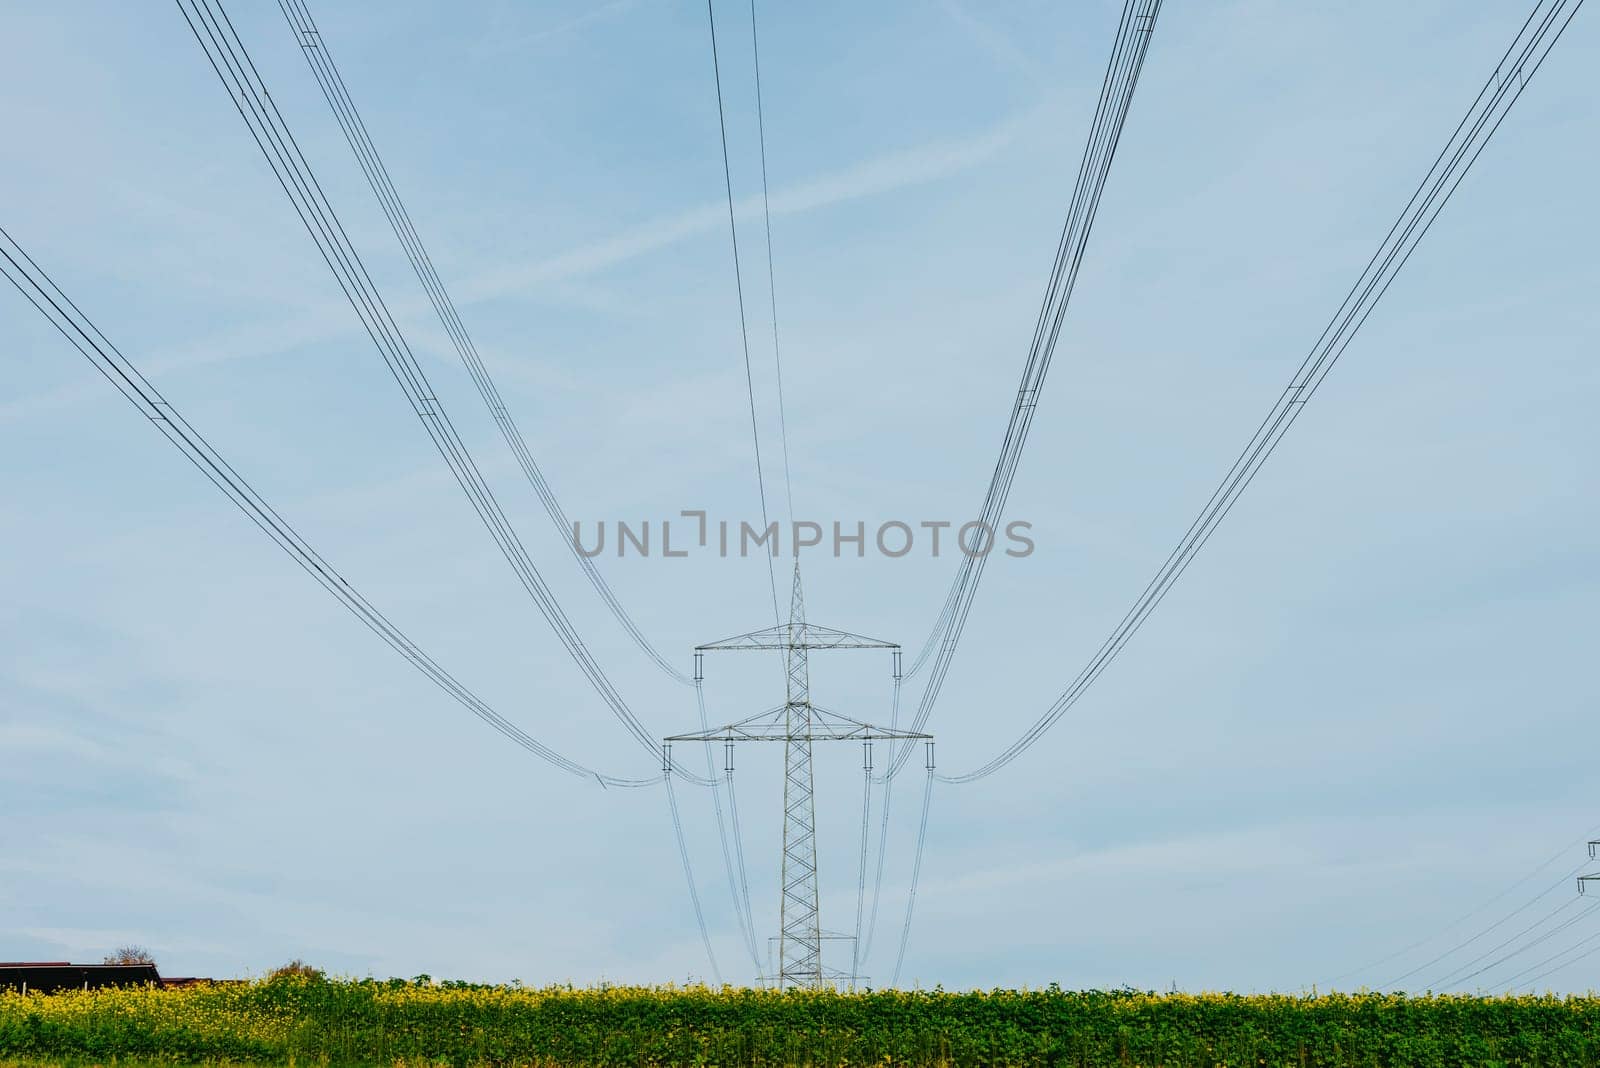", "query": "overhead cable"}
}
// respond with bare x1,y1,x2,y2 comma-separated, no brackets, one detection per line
860,668,903,961
1431,897,1600,989
747,0,795,528
666,771,724,984
276,0,690,686
1324,825,1600,988
1379,860,1590,989
941,0,1587,784
1509,925,1600,990
175,0,713,785
891,765,935,987
724,761,761,977
888,0,1163,776
697,677,765,975
0,224,655,789
706,0,781,625
851,744,873,989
